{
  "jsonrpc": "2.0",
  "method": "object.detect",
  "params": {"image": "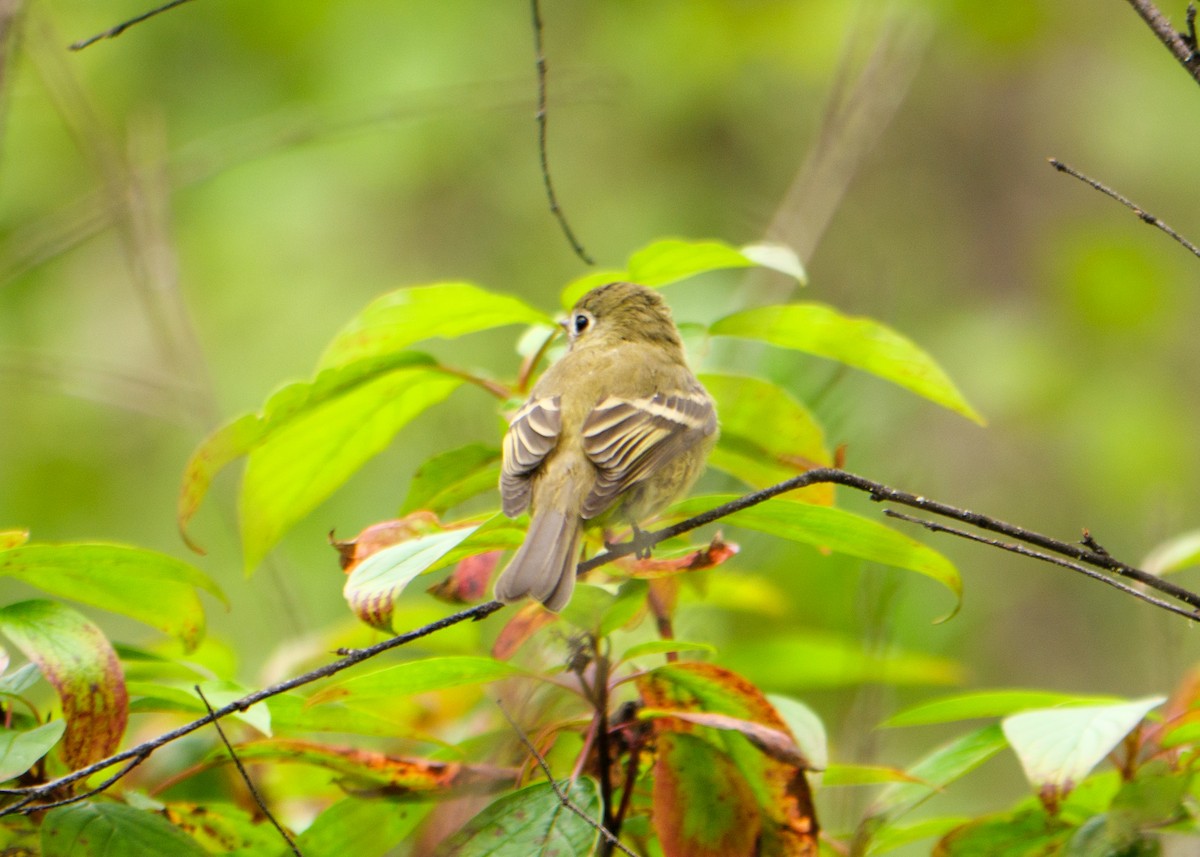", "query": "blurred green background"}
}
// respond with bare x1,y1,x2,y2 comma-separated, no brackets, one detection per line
3,0,1200,835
